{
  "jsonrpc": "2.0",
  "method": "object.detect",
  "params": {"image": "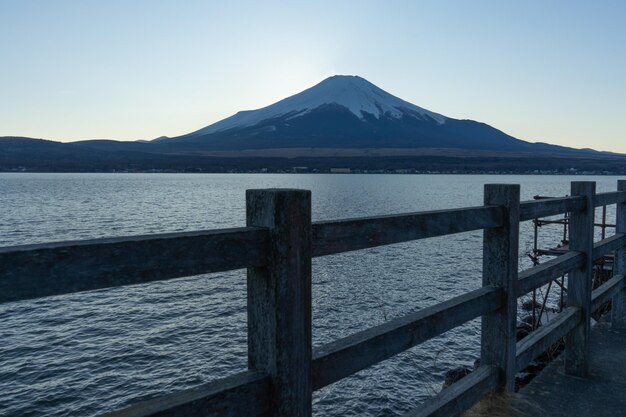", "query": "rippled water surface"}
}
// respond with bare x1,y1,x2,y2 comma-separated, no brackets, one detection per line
0,173,622,417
